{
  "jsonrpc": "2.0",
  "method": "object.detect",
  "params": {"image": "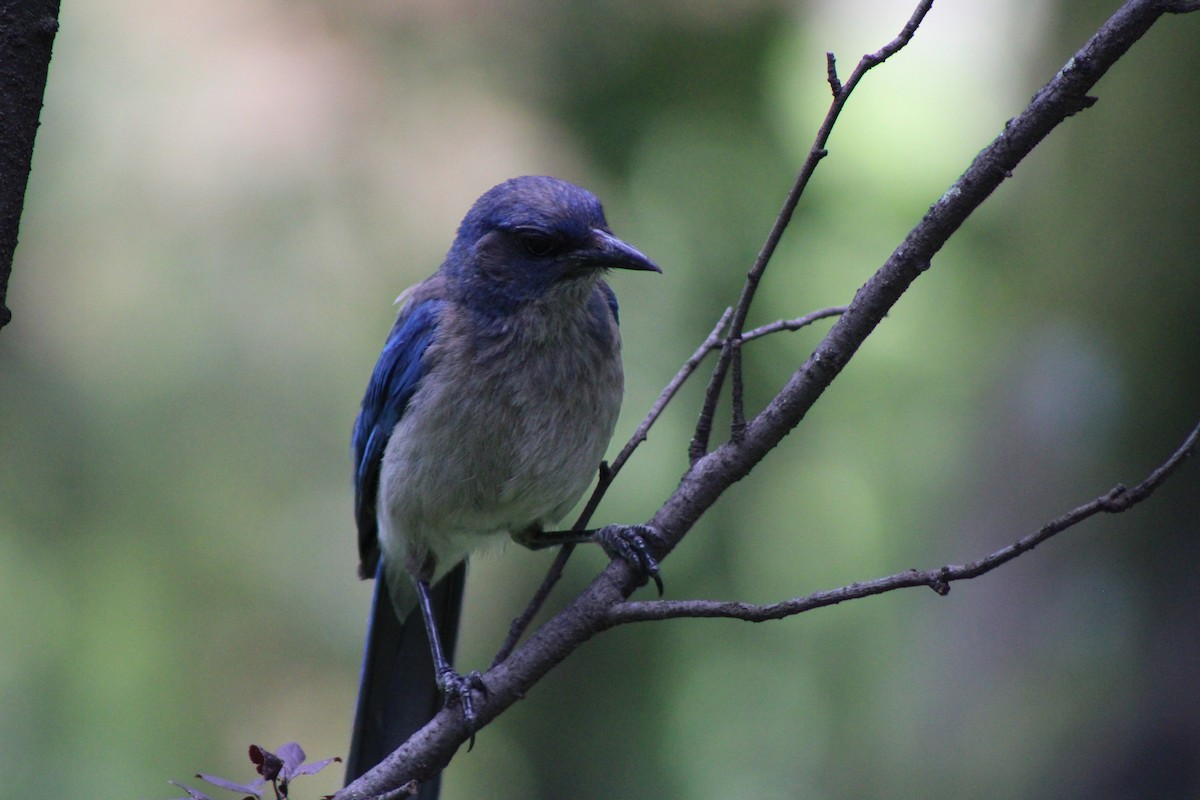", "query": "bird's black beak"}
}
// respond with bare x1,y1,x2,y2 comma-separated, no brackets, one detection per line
586,228,662,273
